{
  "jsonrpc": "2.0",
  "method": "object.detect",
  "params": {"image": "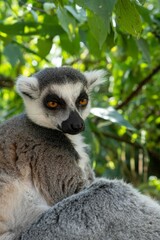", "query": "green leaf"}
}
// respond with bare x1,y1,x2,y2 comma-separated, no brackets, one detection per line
0,20,62,37
88,12,108,48
0,22,40,35
65,5,86,23
3,43,23,66
37,38,52,58
86,31,102,57
127,37,138,59
136,38,151,63
18,0,27,6
75,0,117,47
0,22,25,35
90,107,136,131
136,0,146,5
41,15,64,37
130,0,146,5
60,33,80,55
43,2,56,15
57,7,76,40
115,0,142,37
75,0,117,18
136,5,152,24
